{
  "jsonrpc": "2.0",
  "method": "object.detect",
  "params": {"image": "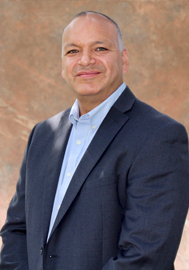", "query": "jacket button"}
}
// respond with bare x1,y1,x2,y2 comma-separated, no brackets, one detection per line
49,255,57,258
40,247,43,255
